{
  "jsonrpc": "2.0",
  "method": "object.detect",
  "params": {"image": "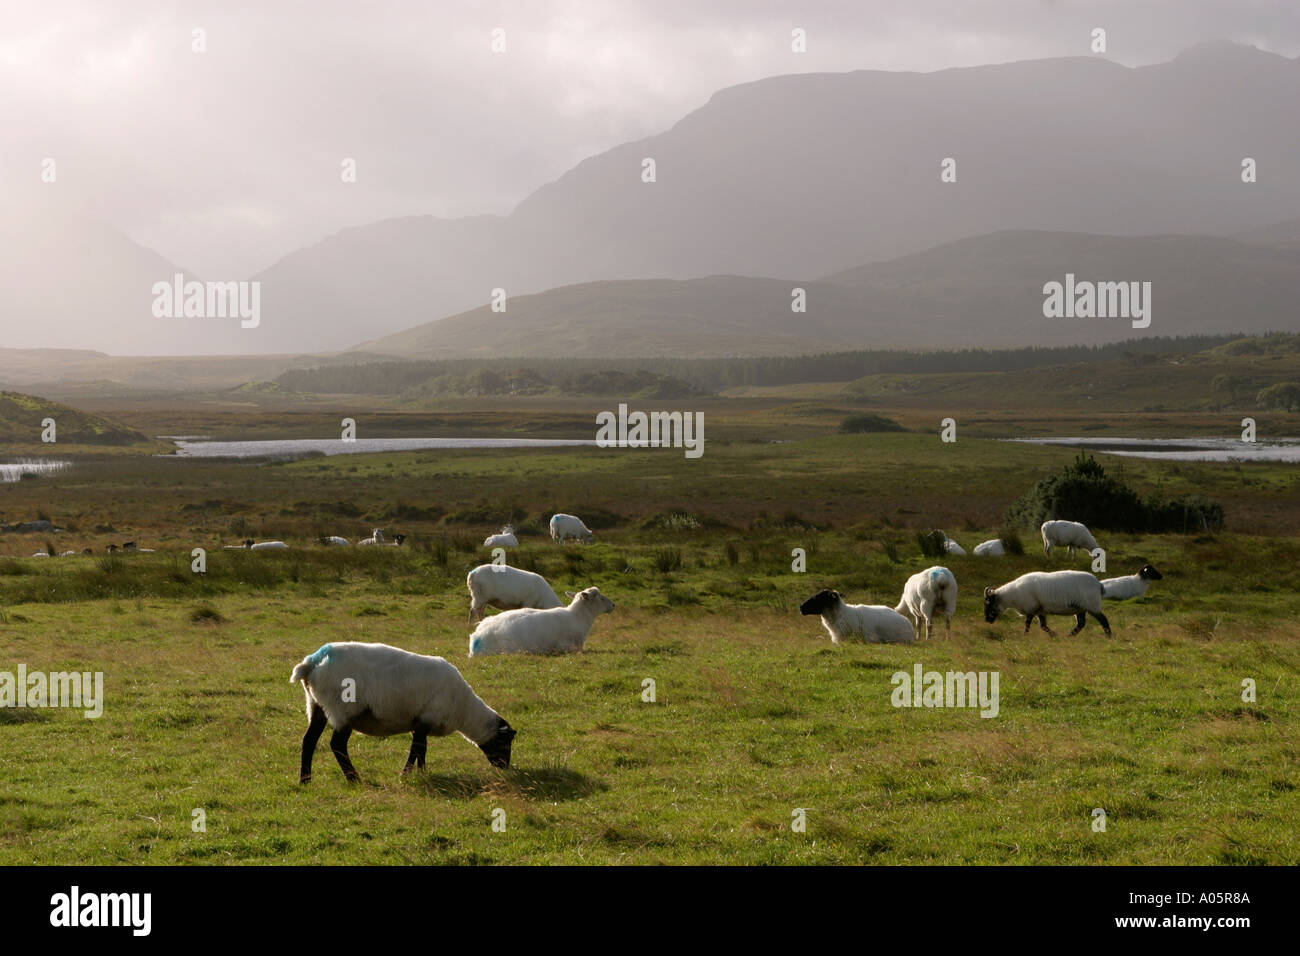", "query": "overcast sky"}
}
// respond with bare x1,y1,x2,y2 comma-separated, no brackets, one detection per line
4,0,1298,278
